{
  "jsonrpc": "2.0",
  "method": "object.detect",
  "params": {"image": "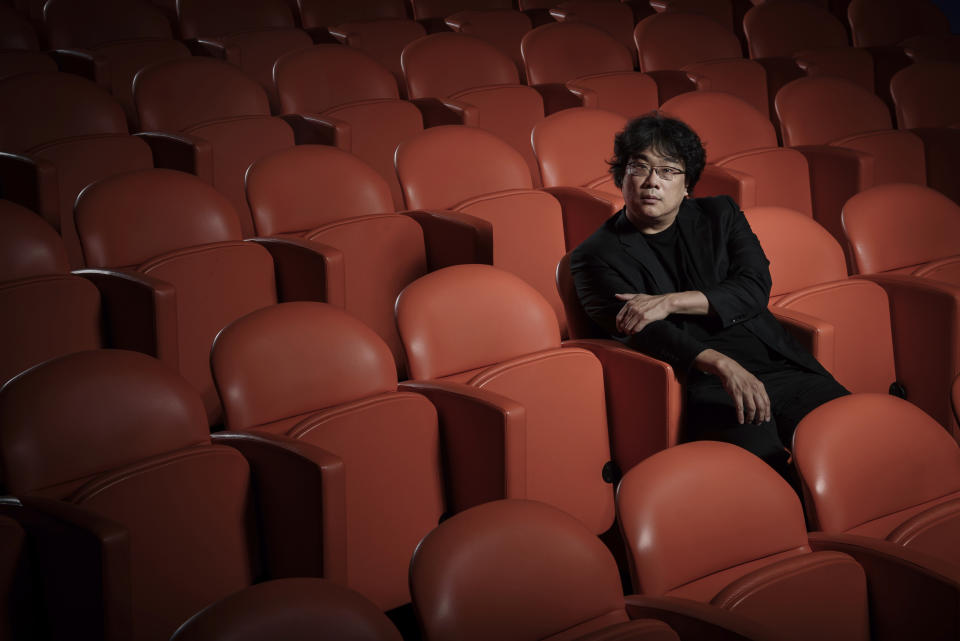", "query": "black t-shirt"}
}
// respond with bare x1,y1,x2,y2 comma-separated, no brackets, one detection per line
643,221,789,374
